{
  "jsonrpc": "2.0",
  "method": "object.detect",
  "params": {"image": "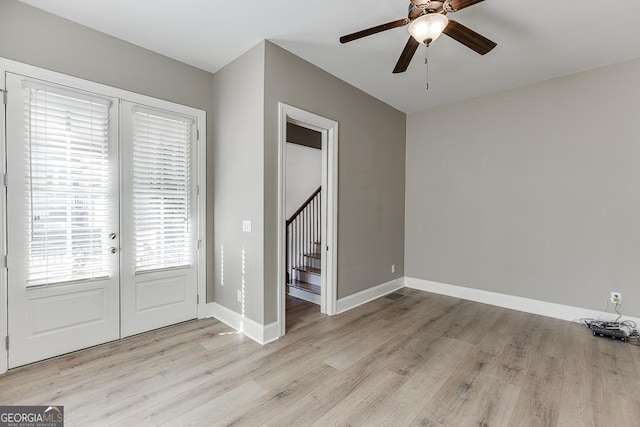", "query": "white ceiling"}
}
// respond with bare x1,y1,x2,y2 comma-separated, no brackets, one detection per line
18,0,640,113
